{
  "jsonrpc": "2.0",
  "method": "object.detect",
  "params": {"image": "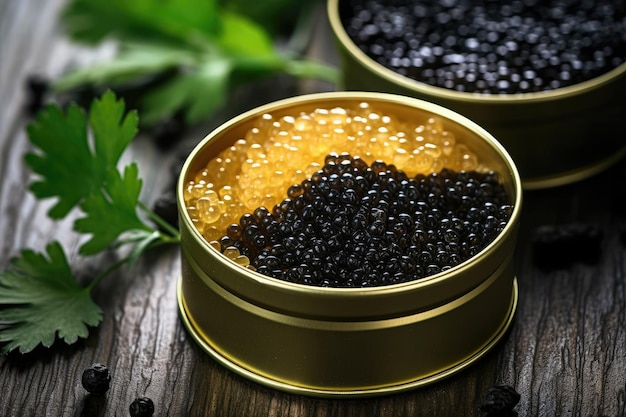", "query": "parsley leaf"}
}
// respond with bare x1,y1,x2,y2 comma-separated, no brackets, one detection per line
24,90,138,219
217,10,275,57
0,242,103,354
74,163,151,255
89,89,140,167
54,0,338,126
140,57,232,125
24,104,92,219
0,91,180,354
61,0,221,47
53,41,200,91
